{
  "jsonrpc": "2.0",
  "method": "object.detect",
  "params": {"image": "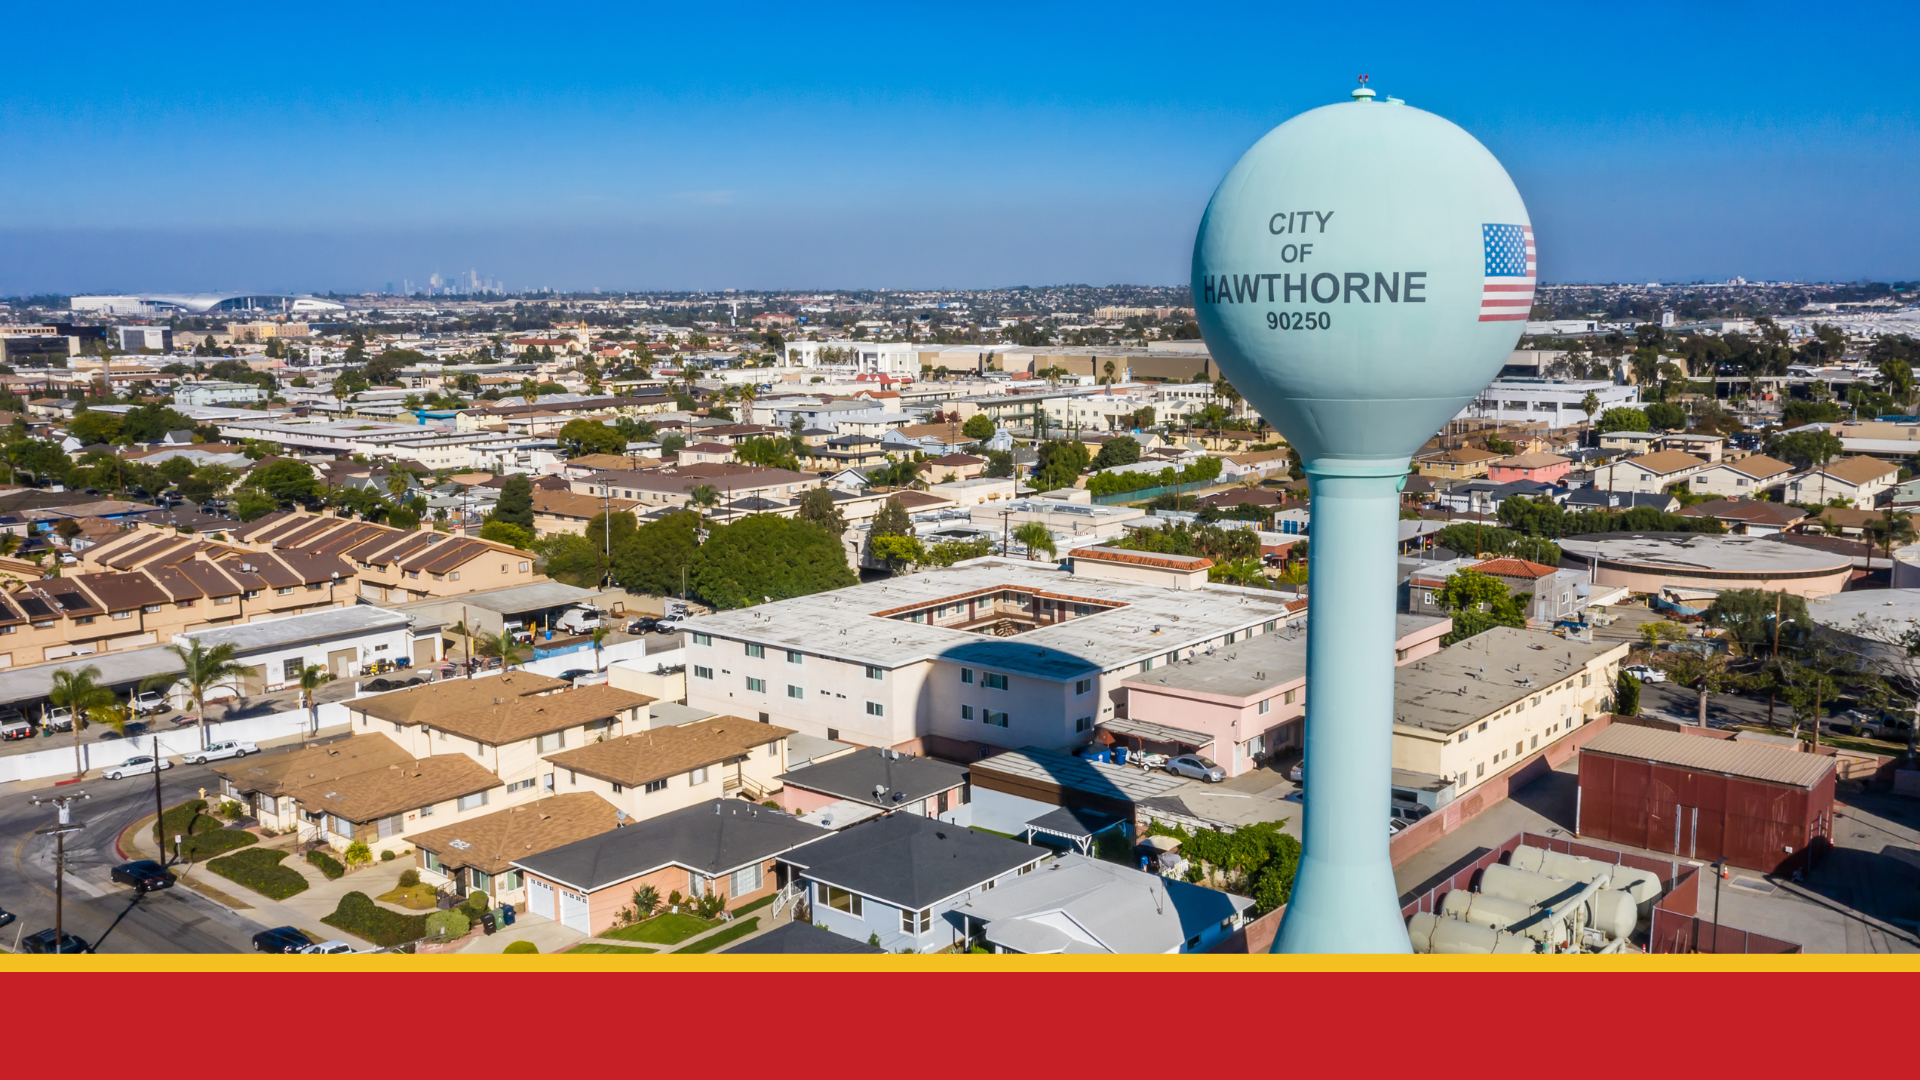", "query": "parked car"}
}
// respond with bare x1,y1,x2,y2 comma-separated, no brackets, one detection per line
101,755,173,780
129,691,170,716
298,940,360,955
252,926,313,953
1621,664,1667,683
0,905,15,928
0,709,32,741
1288,760,1304,784
625,617,658,634
555,669,592,683
111,860,177,893
181,740,259,765
1165,754,1226,783
45,706,75,732
653,616,687,634
21,929,90,953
